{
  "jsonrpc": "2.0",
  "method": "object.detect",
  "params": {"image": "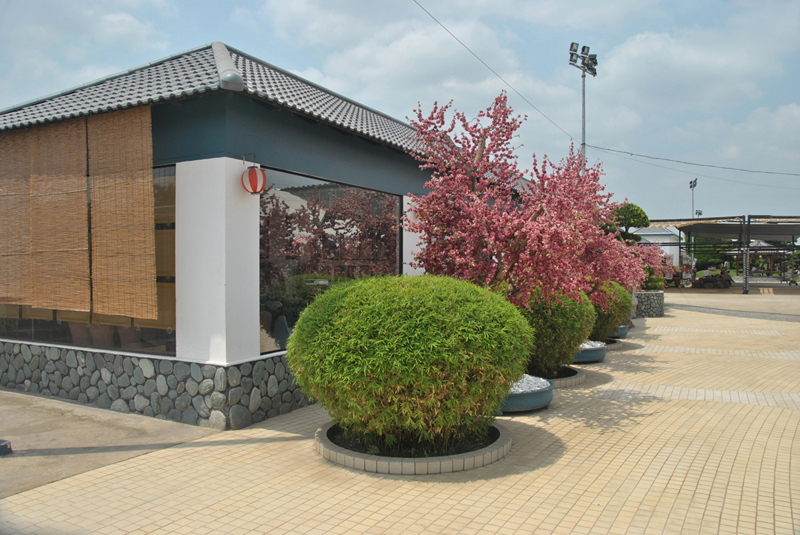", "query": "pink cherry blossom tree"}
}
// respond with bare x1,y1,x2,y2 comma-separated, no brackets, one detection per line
404,92,645,309
632,242,673,278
